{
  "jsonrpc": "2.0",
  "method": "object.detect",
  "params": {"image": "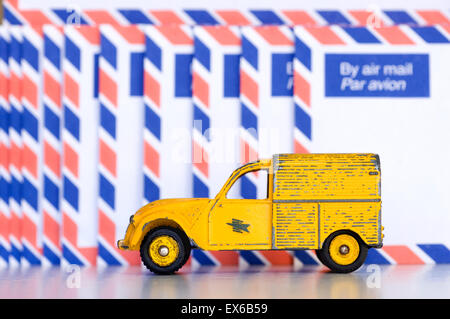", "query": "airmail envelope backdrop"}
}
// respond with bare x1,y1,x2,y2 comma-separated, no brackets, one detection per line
0,0,450,267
